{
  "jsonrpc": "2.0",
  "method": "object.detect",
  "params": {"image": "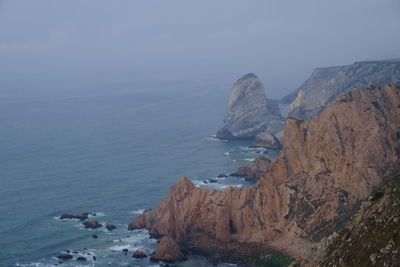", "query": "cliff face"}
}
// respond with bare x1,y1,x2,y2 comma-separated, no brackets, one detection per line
294,171,400,267
130,85,400,259
282,61,400,120
216,73,283,140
